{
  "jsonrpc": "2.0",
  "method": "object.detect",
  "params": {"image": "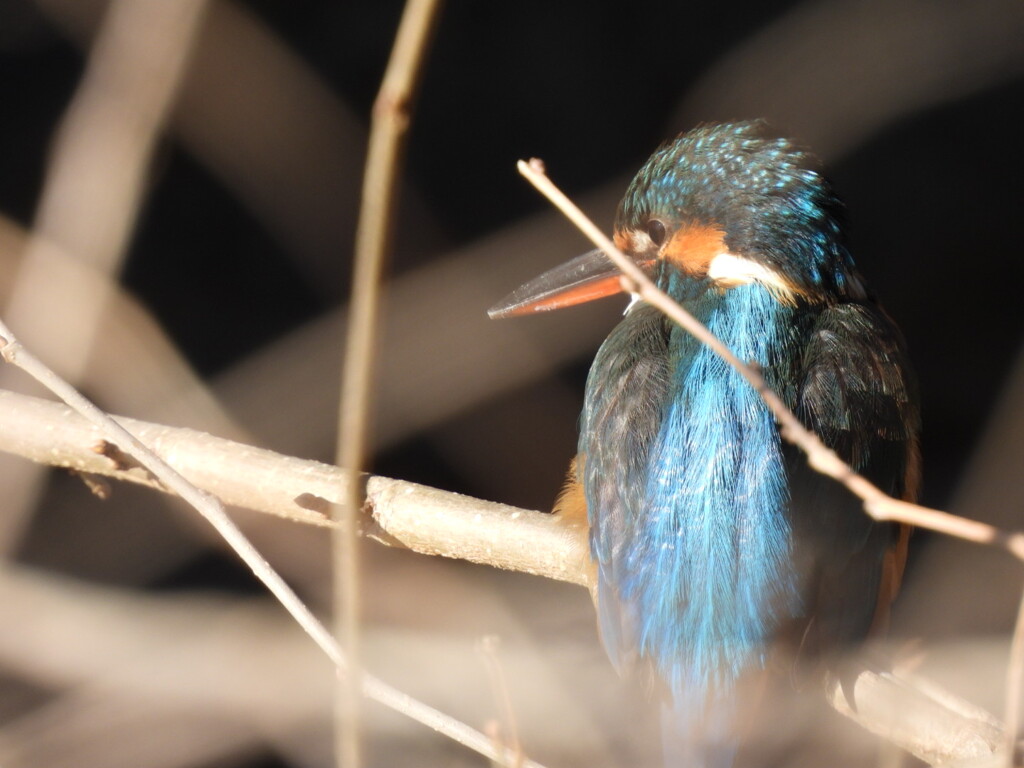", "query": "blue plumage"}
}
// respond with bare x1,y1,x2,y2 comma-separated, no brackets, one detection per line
586,287,803,697
490,121,919,766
